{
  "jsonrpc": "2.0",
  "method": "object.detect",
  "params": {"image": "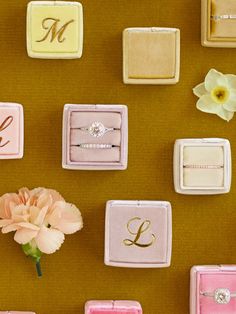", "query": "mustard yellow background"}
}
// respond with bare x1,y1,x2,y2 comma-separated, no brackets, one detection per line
0,0,236,313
